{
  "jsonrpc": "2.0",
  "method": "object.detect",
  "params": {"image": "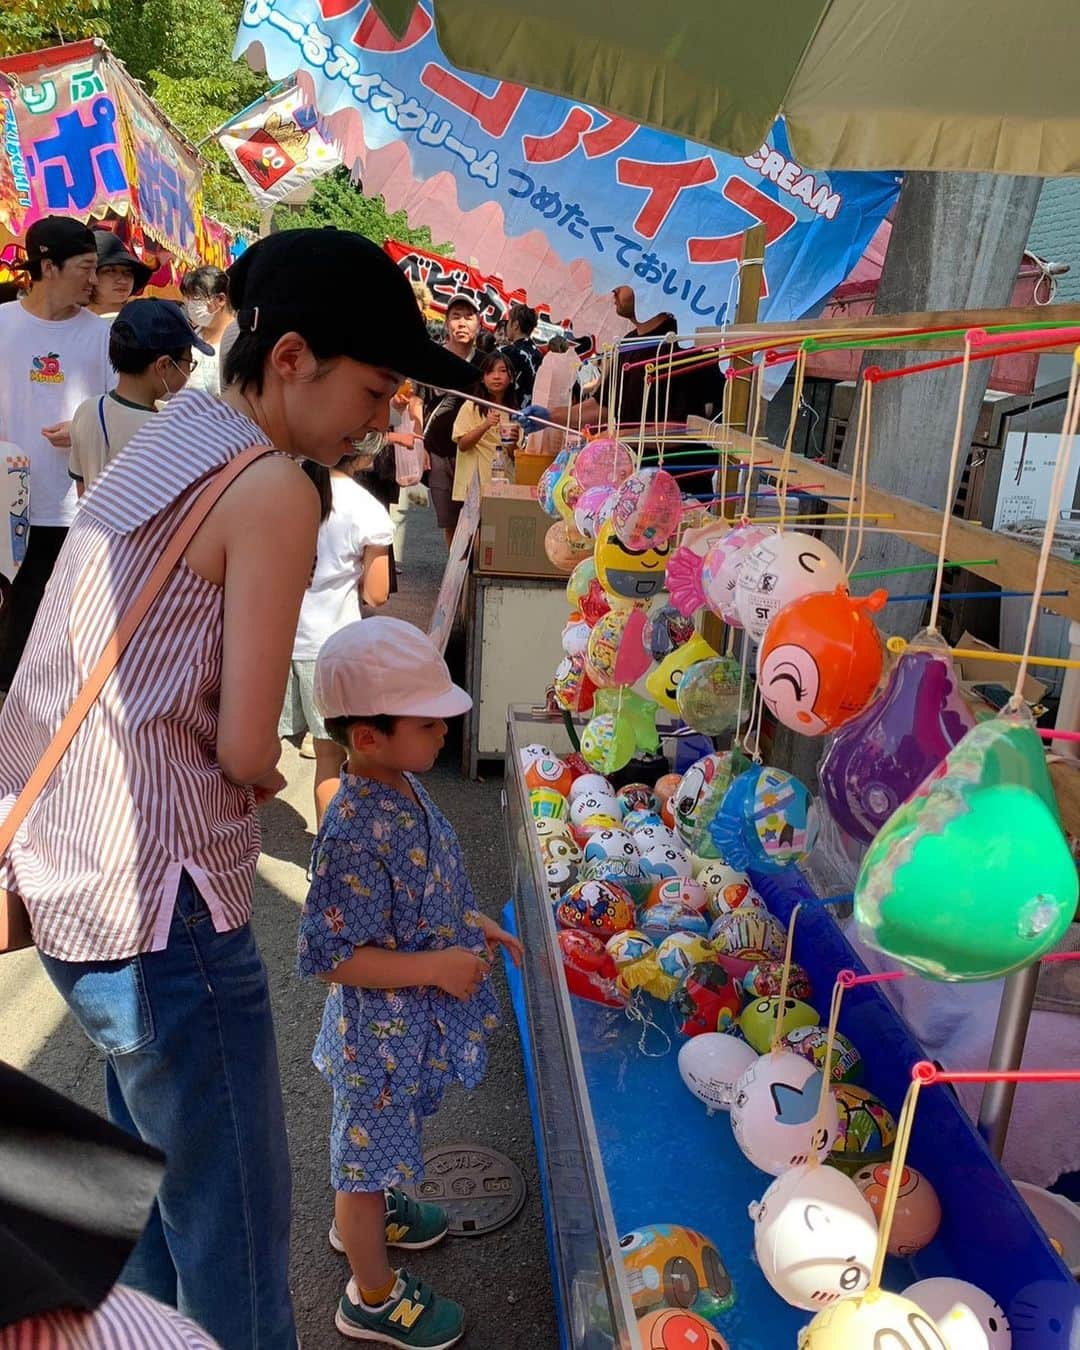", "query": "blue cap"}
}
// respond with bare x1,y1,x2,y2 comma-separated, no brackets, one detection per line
111,298,214,356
